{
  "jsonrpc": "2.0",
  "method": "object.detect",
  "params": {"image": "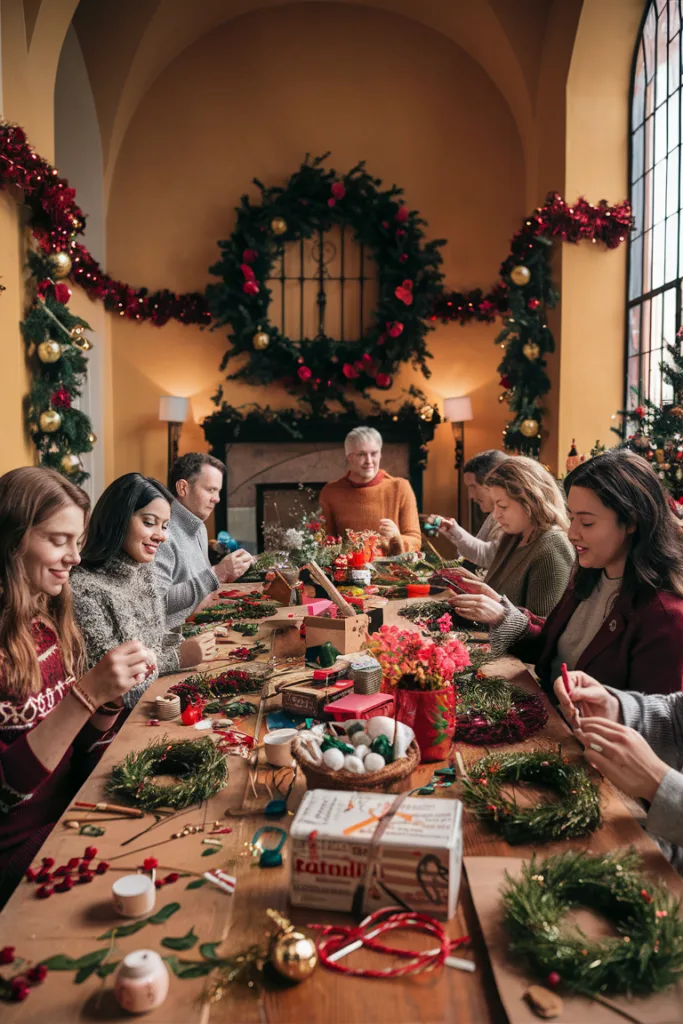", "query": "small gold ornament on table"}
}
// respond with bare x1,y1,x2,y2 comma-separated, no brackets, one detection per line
522,342,540,360
510,265,531,287
268,909,318,982
50,251,72,278
271,217,288,236
253,329,270,351
39,409,61,433
61,453,81,474
37,340,62,363
520,418,539,438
